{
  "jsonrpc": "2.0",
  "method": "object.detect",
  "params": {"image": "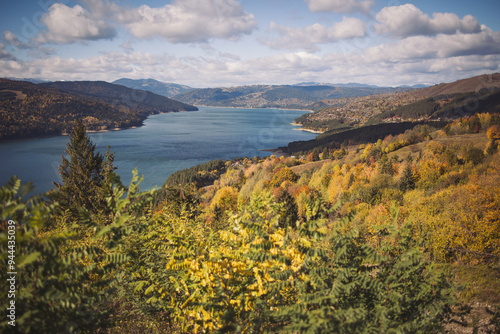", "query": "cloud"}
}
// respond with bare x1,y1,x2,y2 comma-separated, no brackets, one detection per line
365,28,500,61
263,17,366,51
1,46,499,88
0,42,16,60
37,3,116,44
304,0,374,14
99,0,258,43
375,4,481,38
4,31,29,49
